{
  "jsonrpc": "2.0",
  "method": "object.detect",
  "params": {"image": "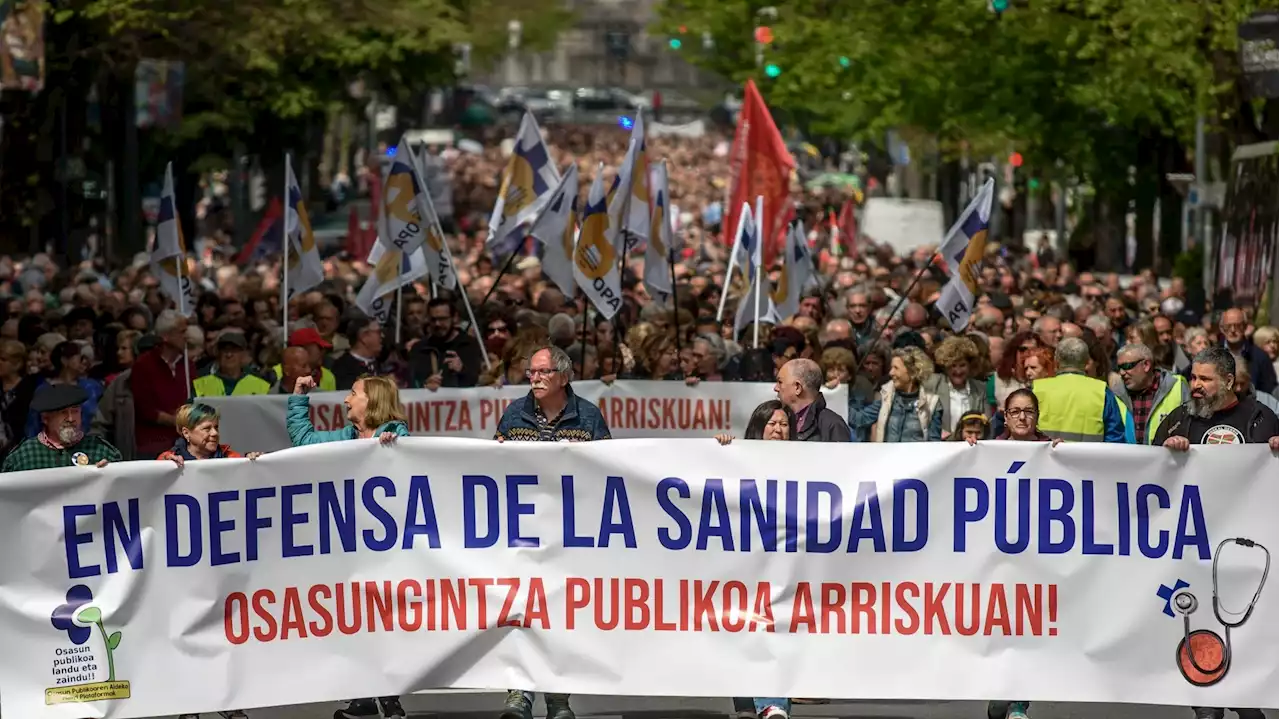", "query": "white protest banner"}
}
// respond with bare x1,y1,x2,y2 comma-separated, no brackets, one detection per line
201,380,847,452
0,441,1275,718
